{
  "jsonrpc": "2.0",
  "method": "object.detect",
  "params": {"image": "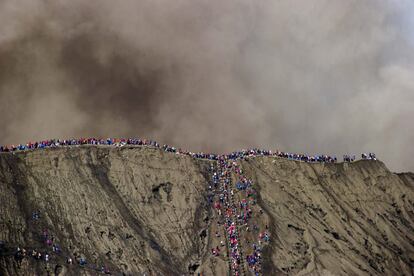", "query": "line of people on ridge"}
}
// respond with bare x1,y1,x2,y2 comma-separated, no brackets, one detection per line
0,137,377,164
